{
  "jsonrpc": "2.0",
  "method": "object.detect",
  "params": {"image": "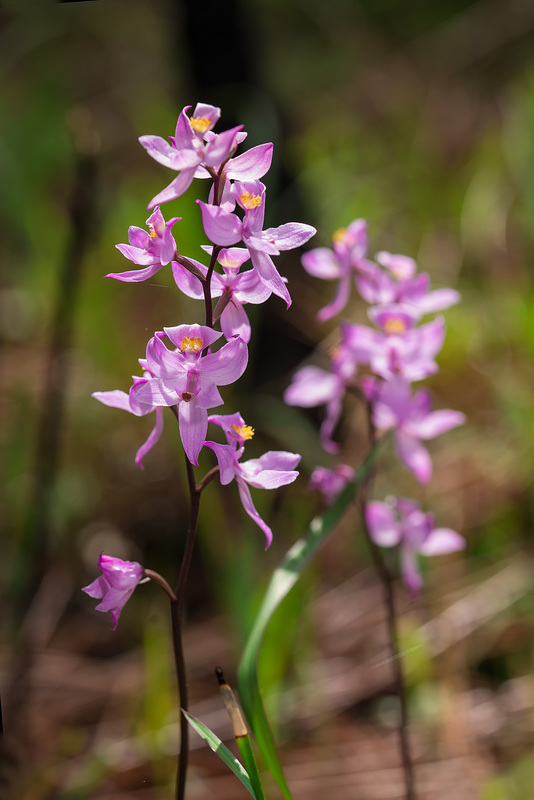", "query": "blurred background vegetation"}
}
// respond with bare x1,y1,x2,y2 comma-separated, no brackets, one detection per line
1,0,534,798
